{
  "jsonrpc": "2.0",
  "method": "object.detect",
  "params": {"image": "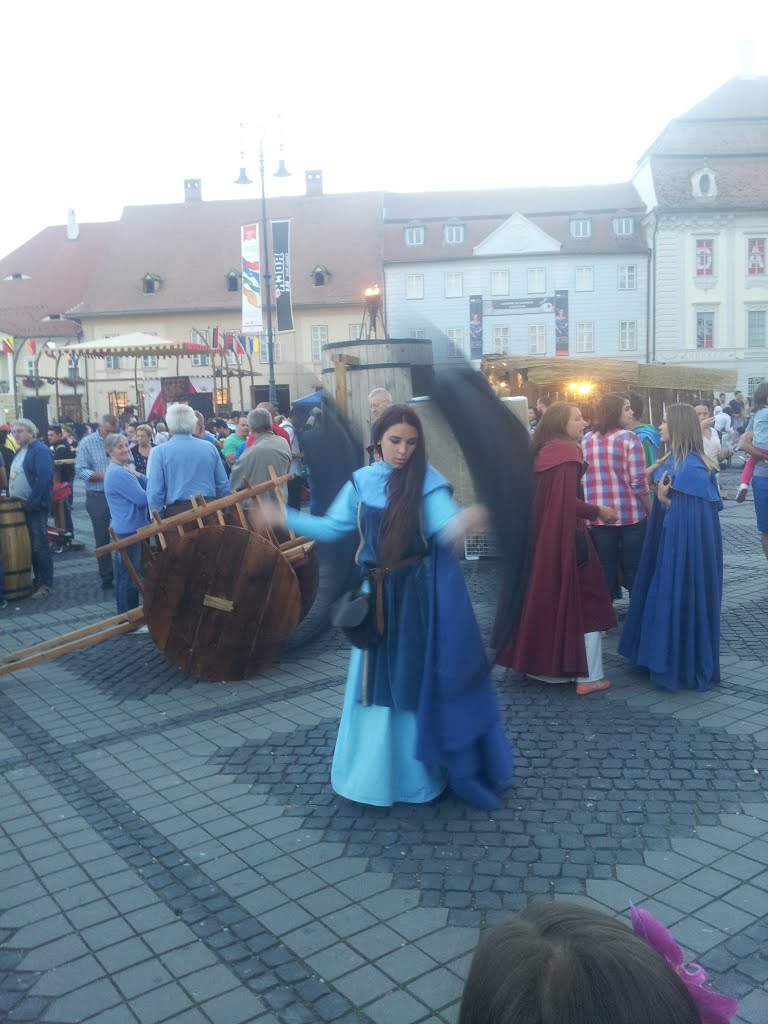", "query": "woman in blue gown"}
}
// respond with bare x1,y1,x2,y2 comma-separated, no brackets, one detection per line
283,405,513,809
618,403,723,691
